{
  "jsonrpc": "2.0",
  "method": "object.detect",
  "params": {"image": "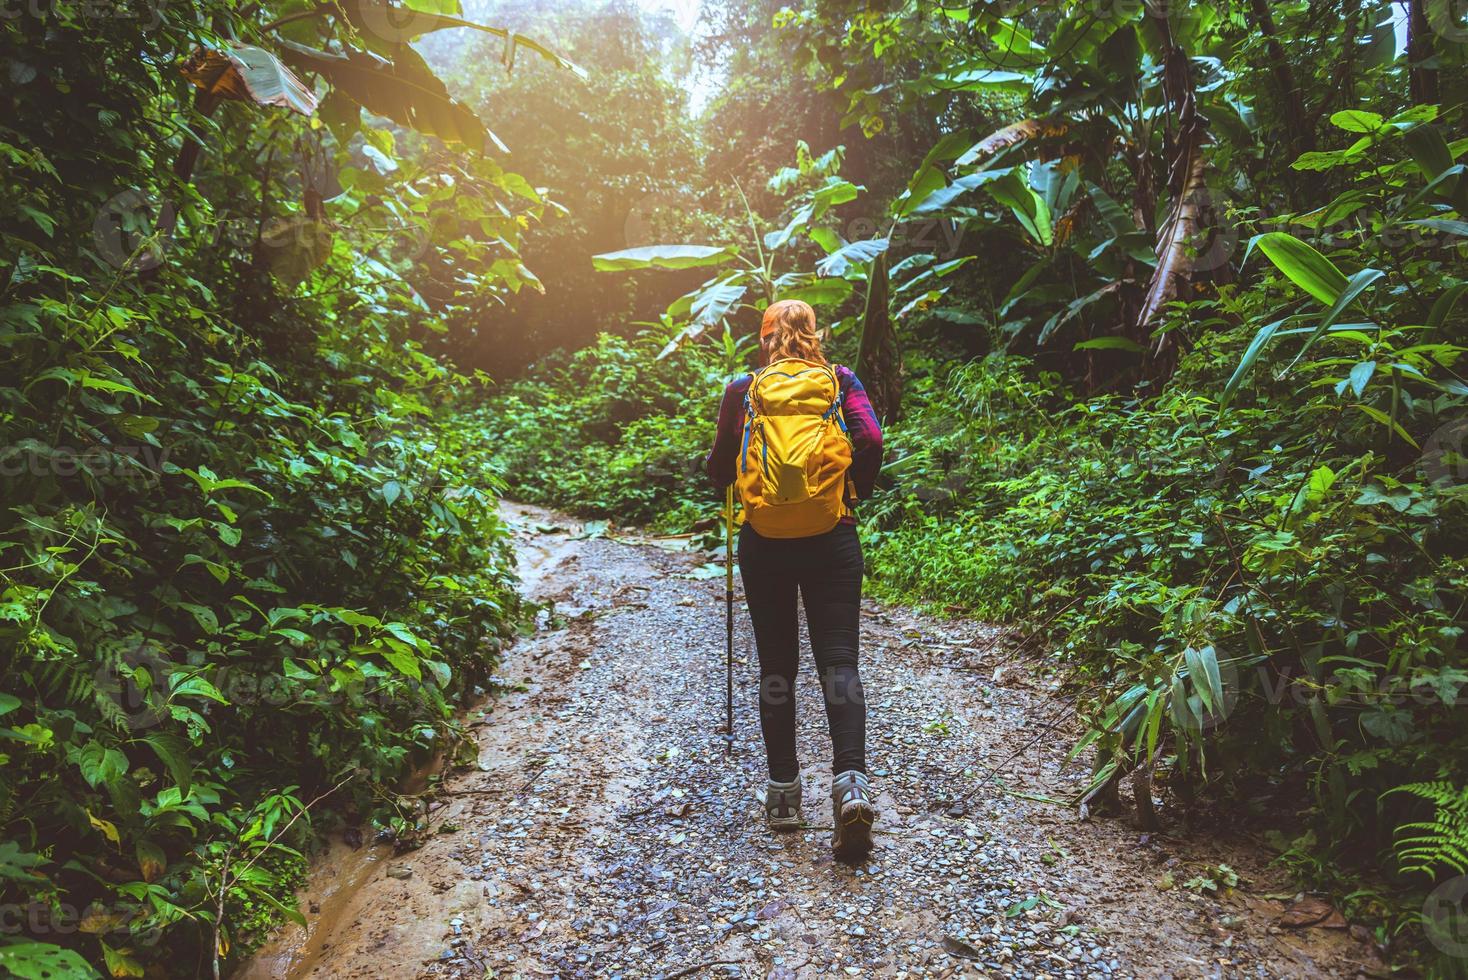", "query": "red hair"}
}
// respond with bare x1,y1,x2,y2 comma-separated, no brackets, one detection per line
760,299,826,365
